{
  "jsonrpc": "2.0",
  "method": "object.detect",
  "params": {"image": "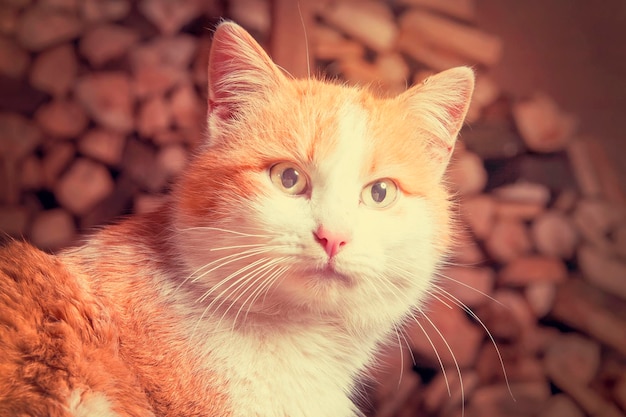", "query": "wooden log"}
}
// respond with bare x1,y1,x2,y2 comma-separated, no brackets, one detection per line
79,24,138,67
397,31,467,71
138,95,171,138
550,279,626,356
75,72,135,133
29,43,78,97
231,0,271,35
0,36,29,78
313,25,364,61
485,218,532,263
394,0,476,21
399,9,502,66
567,138,602,198
513,93,577,153
578,245,626,300
34,99,89,139
138,0,202,35
15,6,82,51
271,0,317,79
29,208,76,251
78,129,126,167
55,158,115,215
321,0,397,52
531,210,579,259
406,300,483,367
499,256,568,286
